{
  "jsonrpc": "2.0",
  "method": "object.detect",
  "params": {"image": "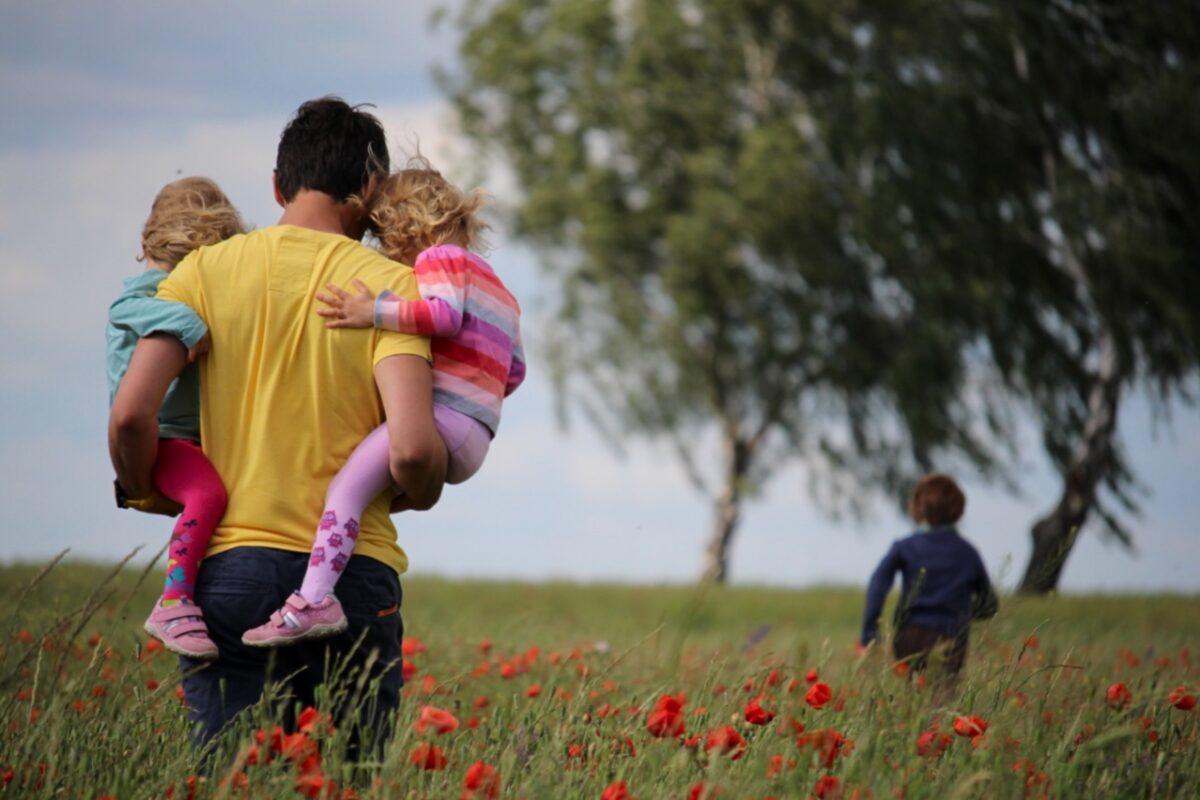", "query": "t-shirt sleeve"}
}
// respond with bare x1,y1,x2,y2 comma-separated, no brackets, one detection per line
371,265,431,365
155,251,203,319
